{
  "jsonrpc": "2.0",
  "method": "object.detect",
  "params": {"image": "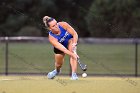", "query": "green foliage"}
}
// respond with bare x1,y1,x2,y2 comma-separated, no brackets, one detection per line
17,26,41,36
86,0,140,37
0,0,140,37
